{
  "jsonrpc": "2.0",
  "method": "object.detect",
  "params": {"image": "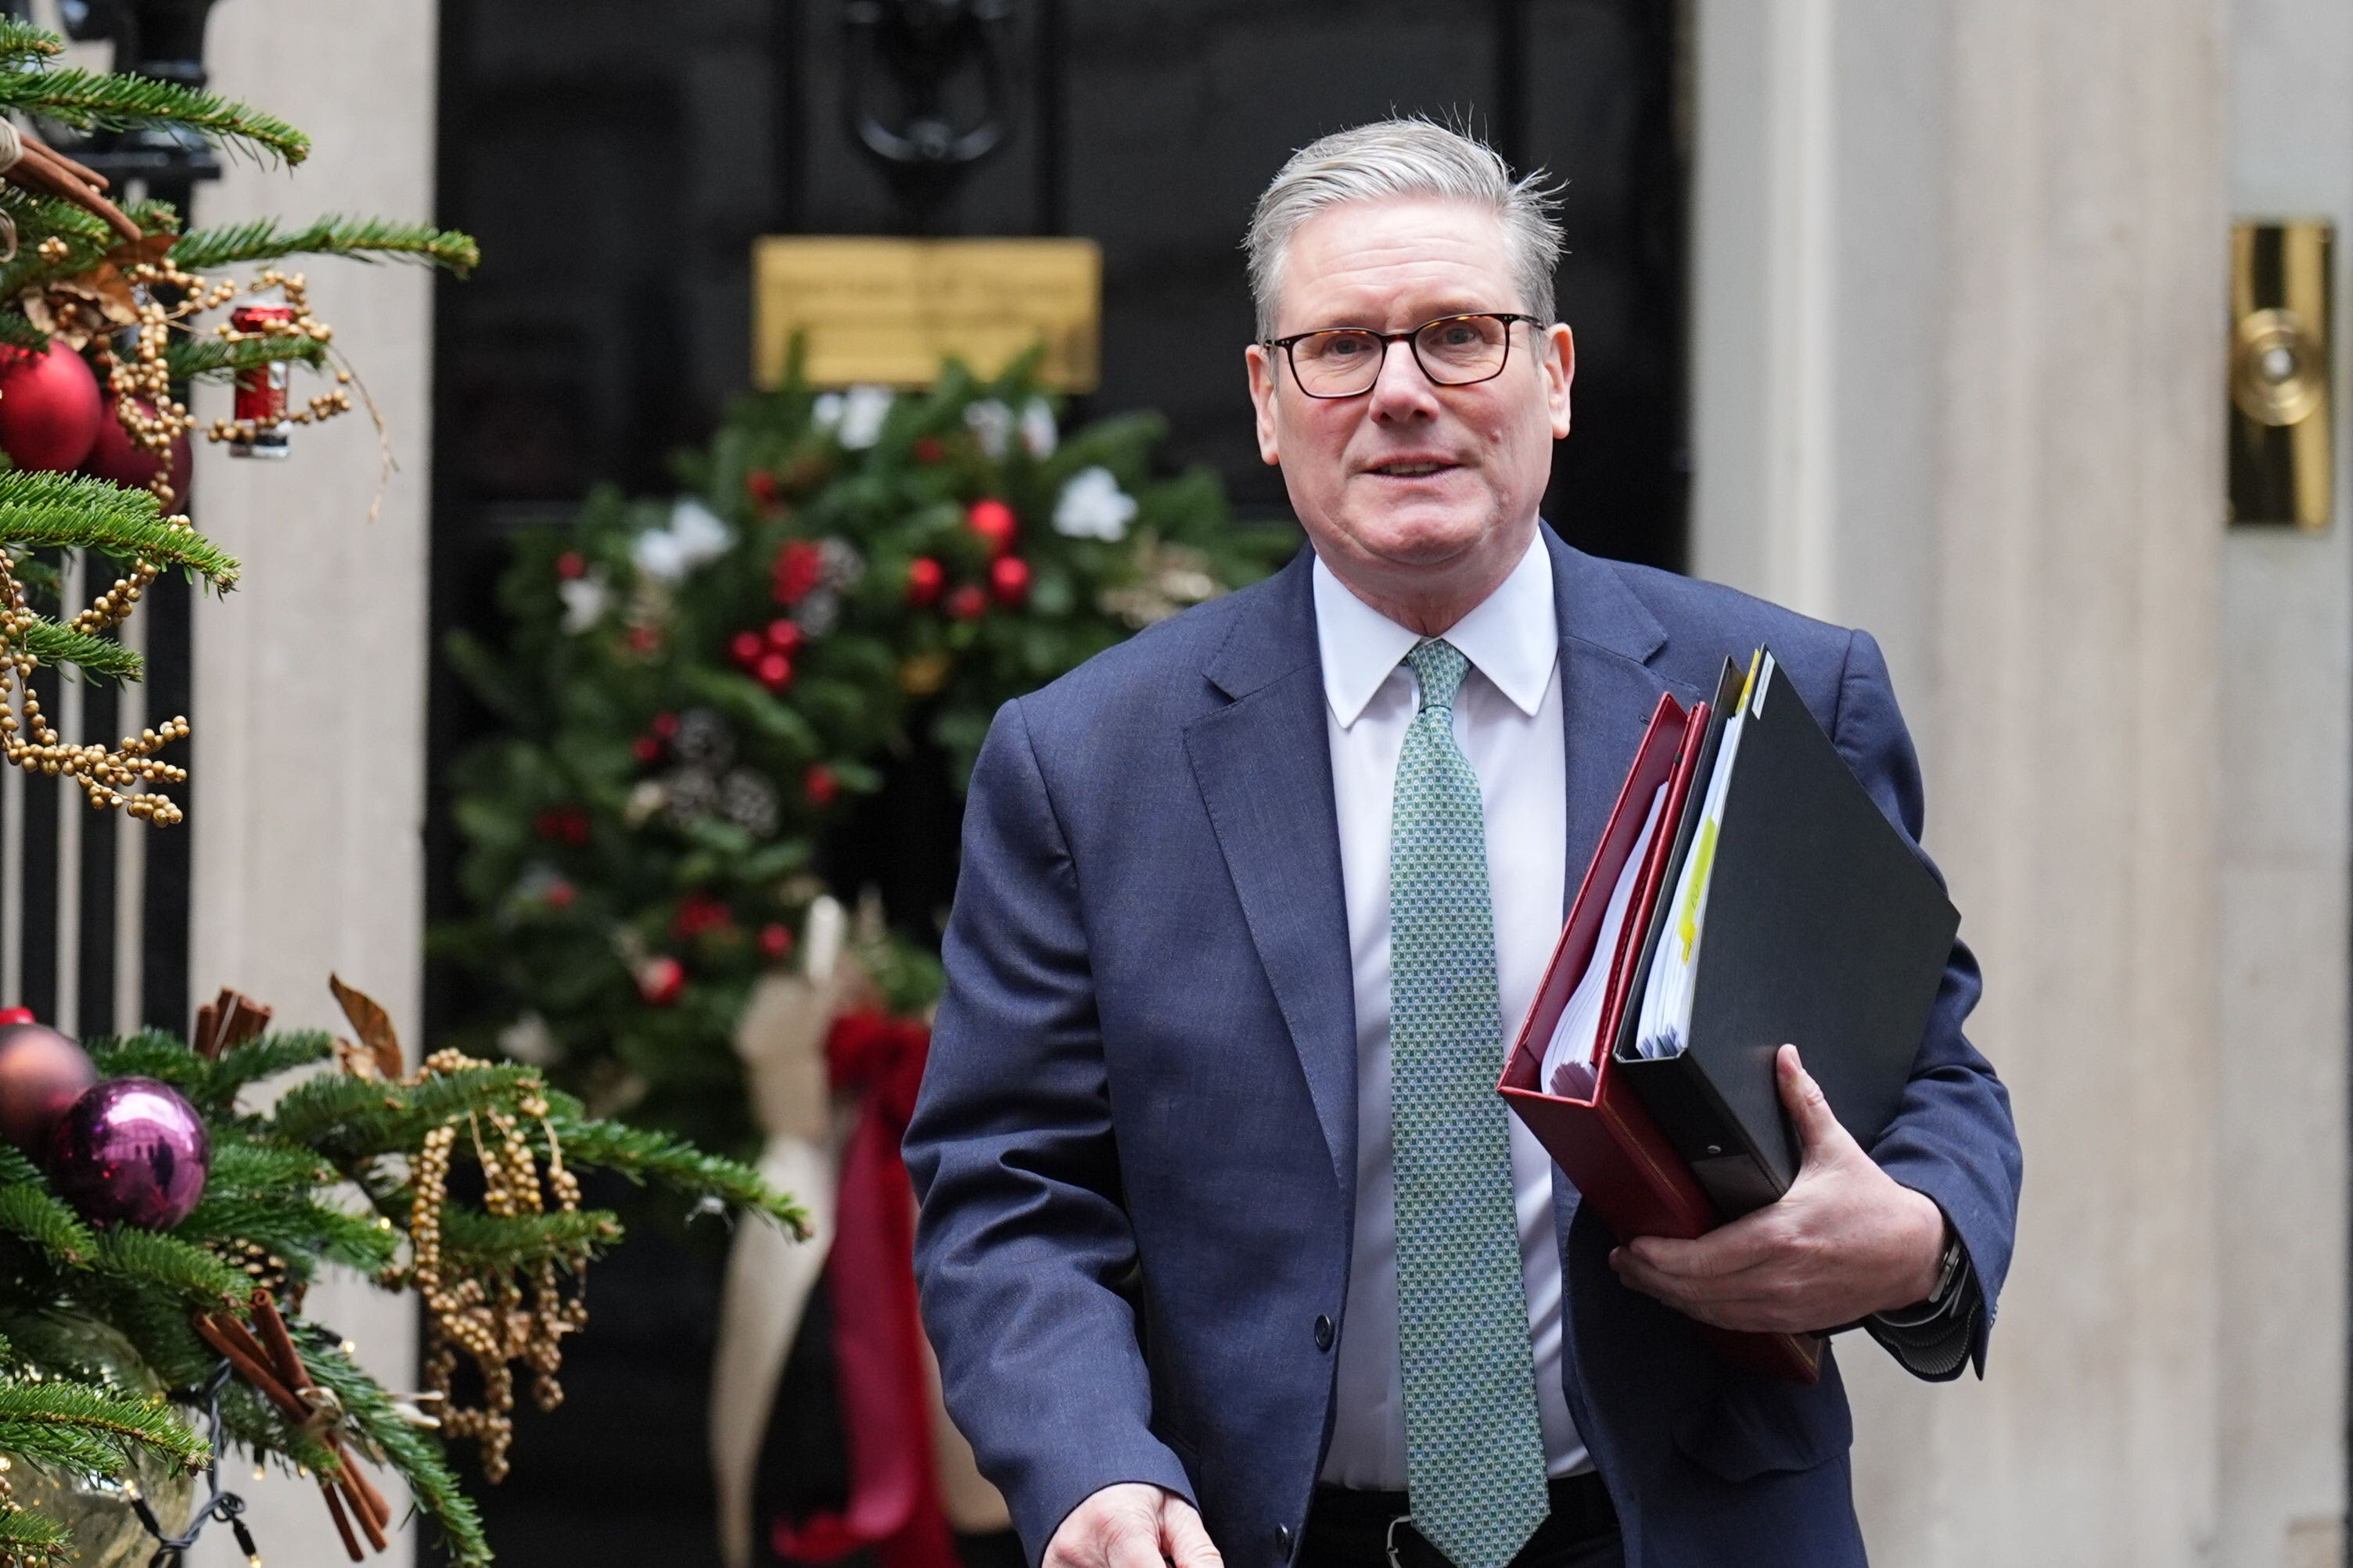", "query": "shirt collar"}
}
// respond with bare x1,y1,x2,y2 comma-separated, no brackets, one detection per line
1311,528,1557,728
